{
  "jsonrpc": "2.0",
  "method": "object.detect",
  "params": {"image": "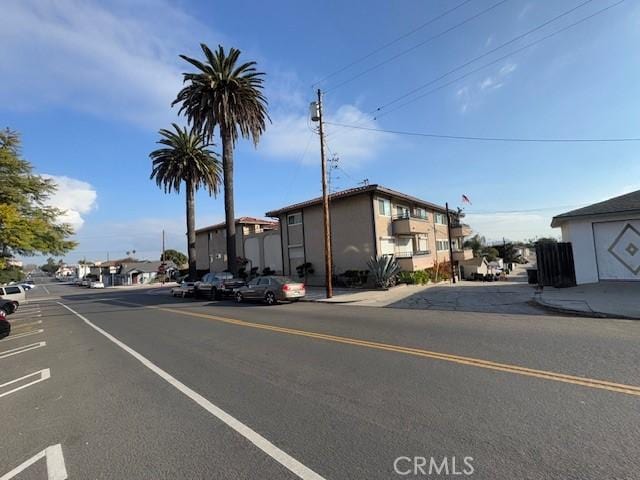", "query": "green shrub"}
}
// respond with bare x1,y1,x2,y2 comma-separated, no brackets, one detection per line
397,271,415,285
